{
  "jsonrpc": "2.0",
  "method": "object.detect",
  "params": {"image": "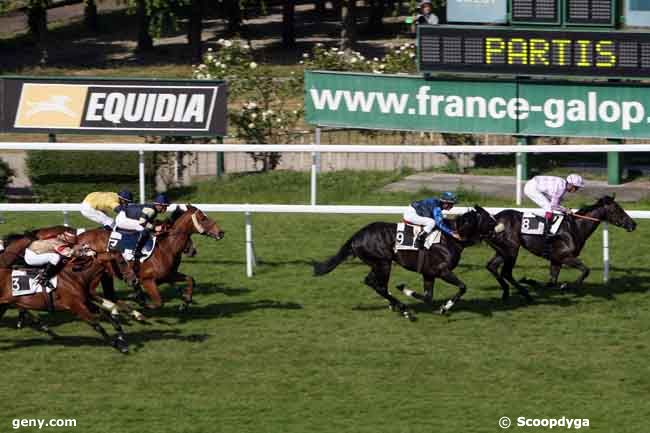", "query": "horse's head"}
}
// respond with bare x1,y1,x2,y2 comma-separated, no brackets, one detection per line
596,195,636,232
175,205,225,240
455,206,496,244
